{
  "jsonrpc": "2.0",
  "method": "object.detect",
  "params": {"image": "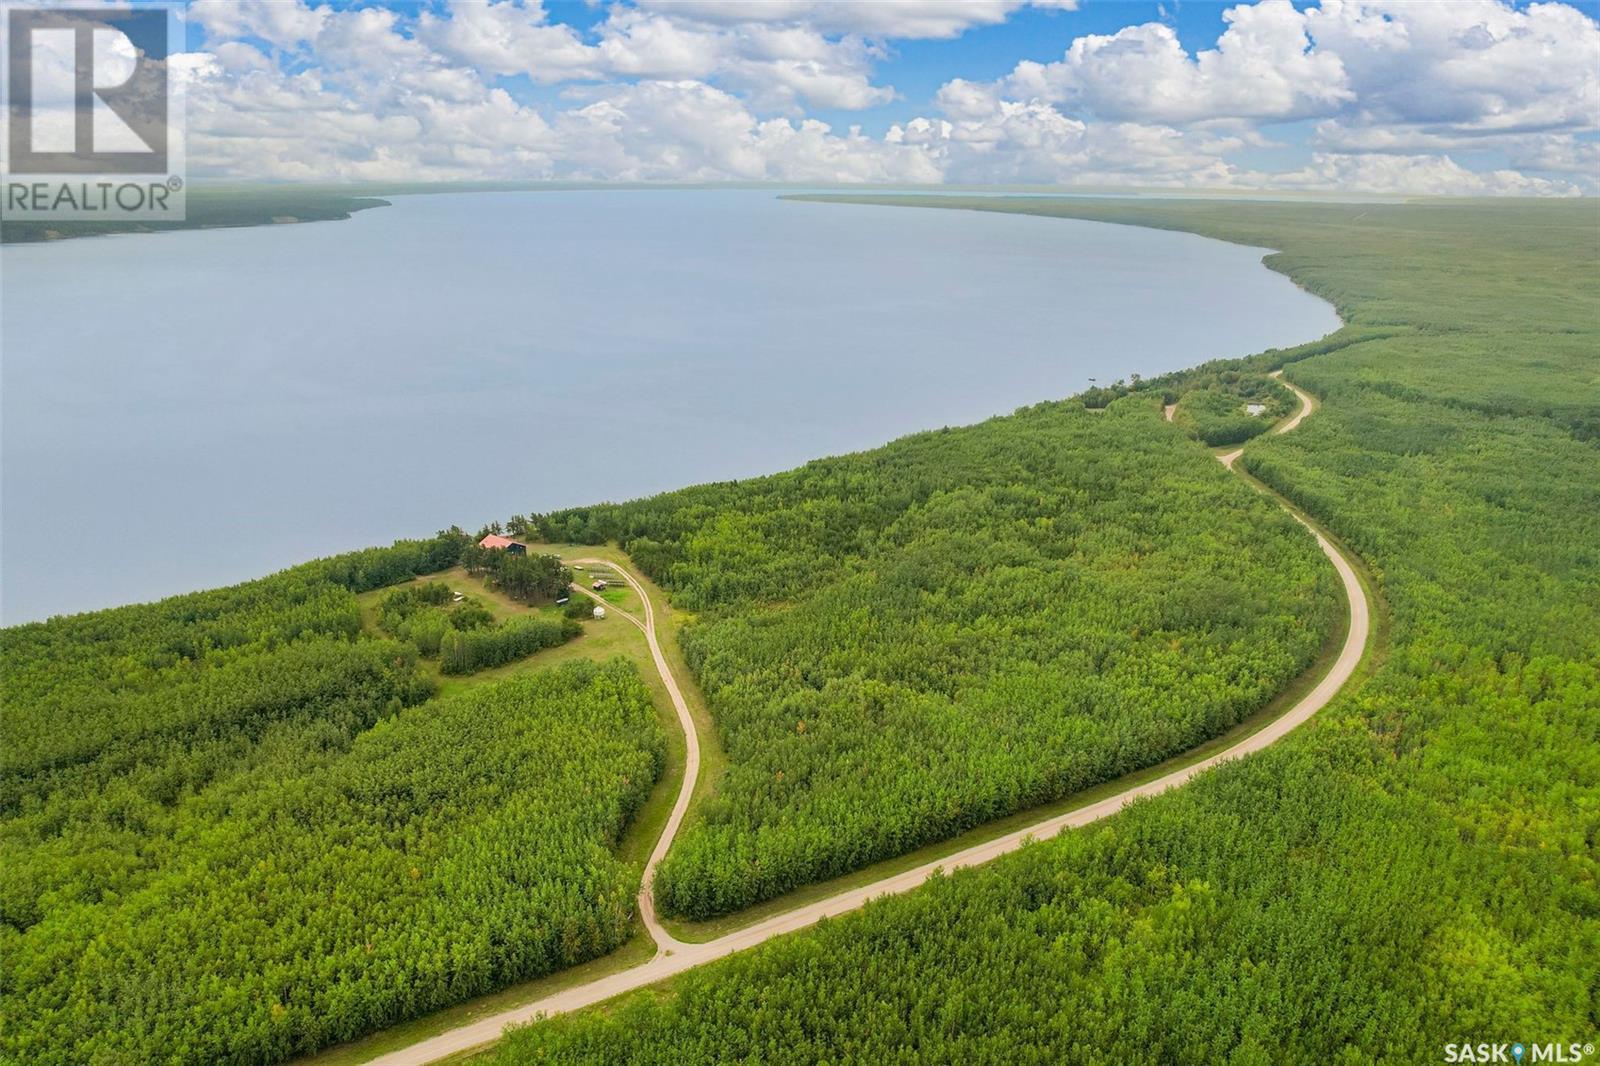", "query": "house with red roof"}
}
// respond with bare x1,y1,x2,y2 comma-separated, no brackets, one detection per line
478,534,527,555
